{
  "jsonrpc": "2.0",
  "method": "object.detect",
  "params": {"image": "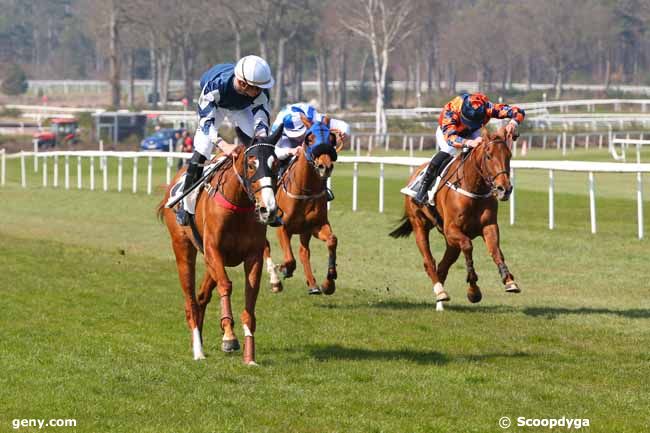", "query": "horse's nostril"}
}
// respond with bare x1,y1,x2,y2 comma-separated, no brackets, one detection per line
259,207,268,215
